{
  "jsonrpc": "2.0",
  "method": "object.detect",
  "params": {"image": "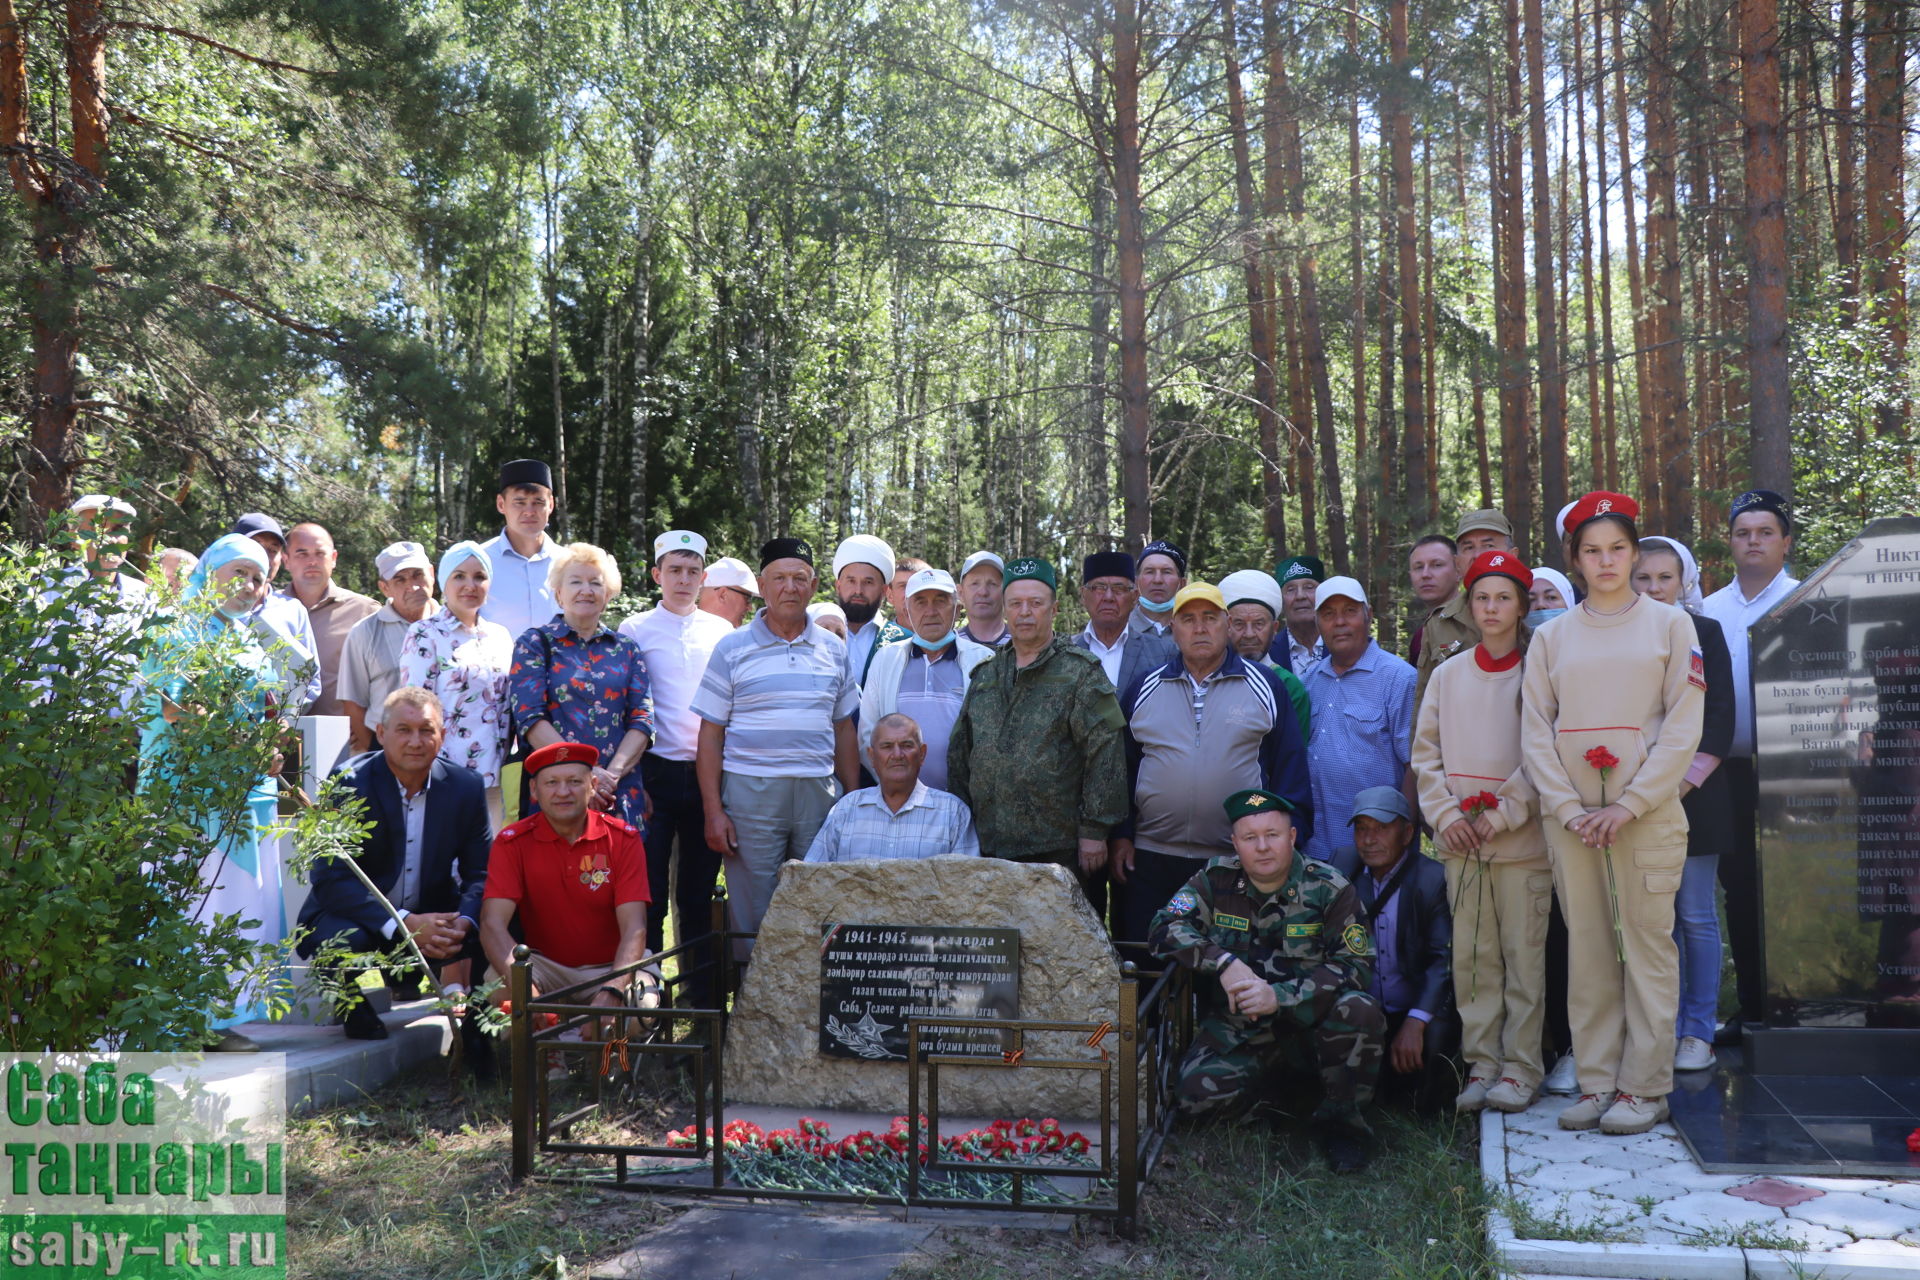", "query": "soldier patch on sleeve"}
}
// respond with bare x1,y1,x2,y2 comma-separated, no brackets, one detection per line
1688,647,1706,691
1214,912,1250,932
1342,922,1371,955
1168,889,1199,914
